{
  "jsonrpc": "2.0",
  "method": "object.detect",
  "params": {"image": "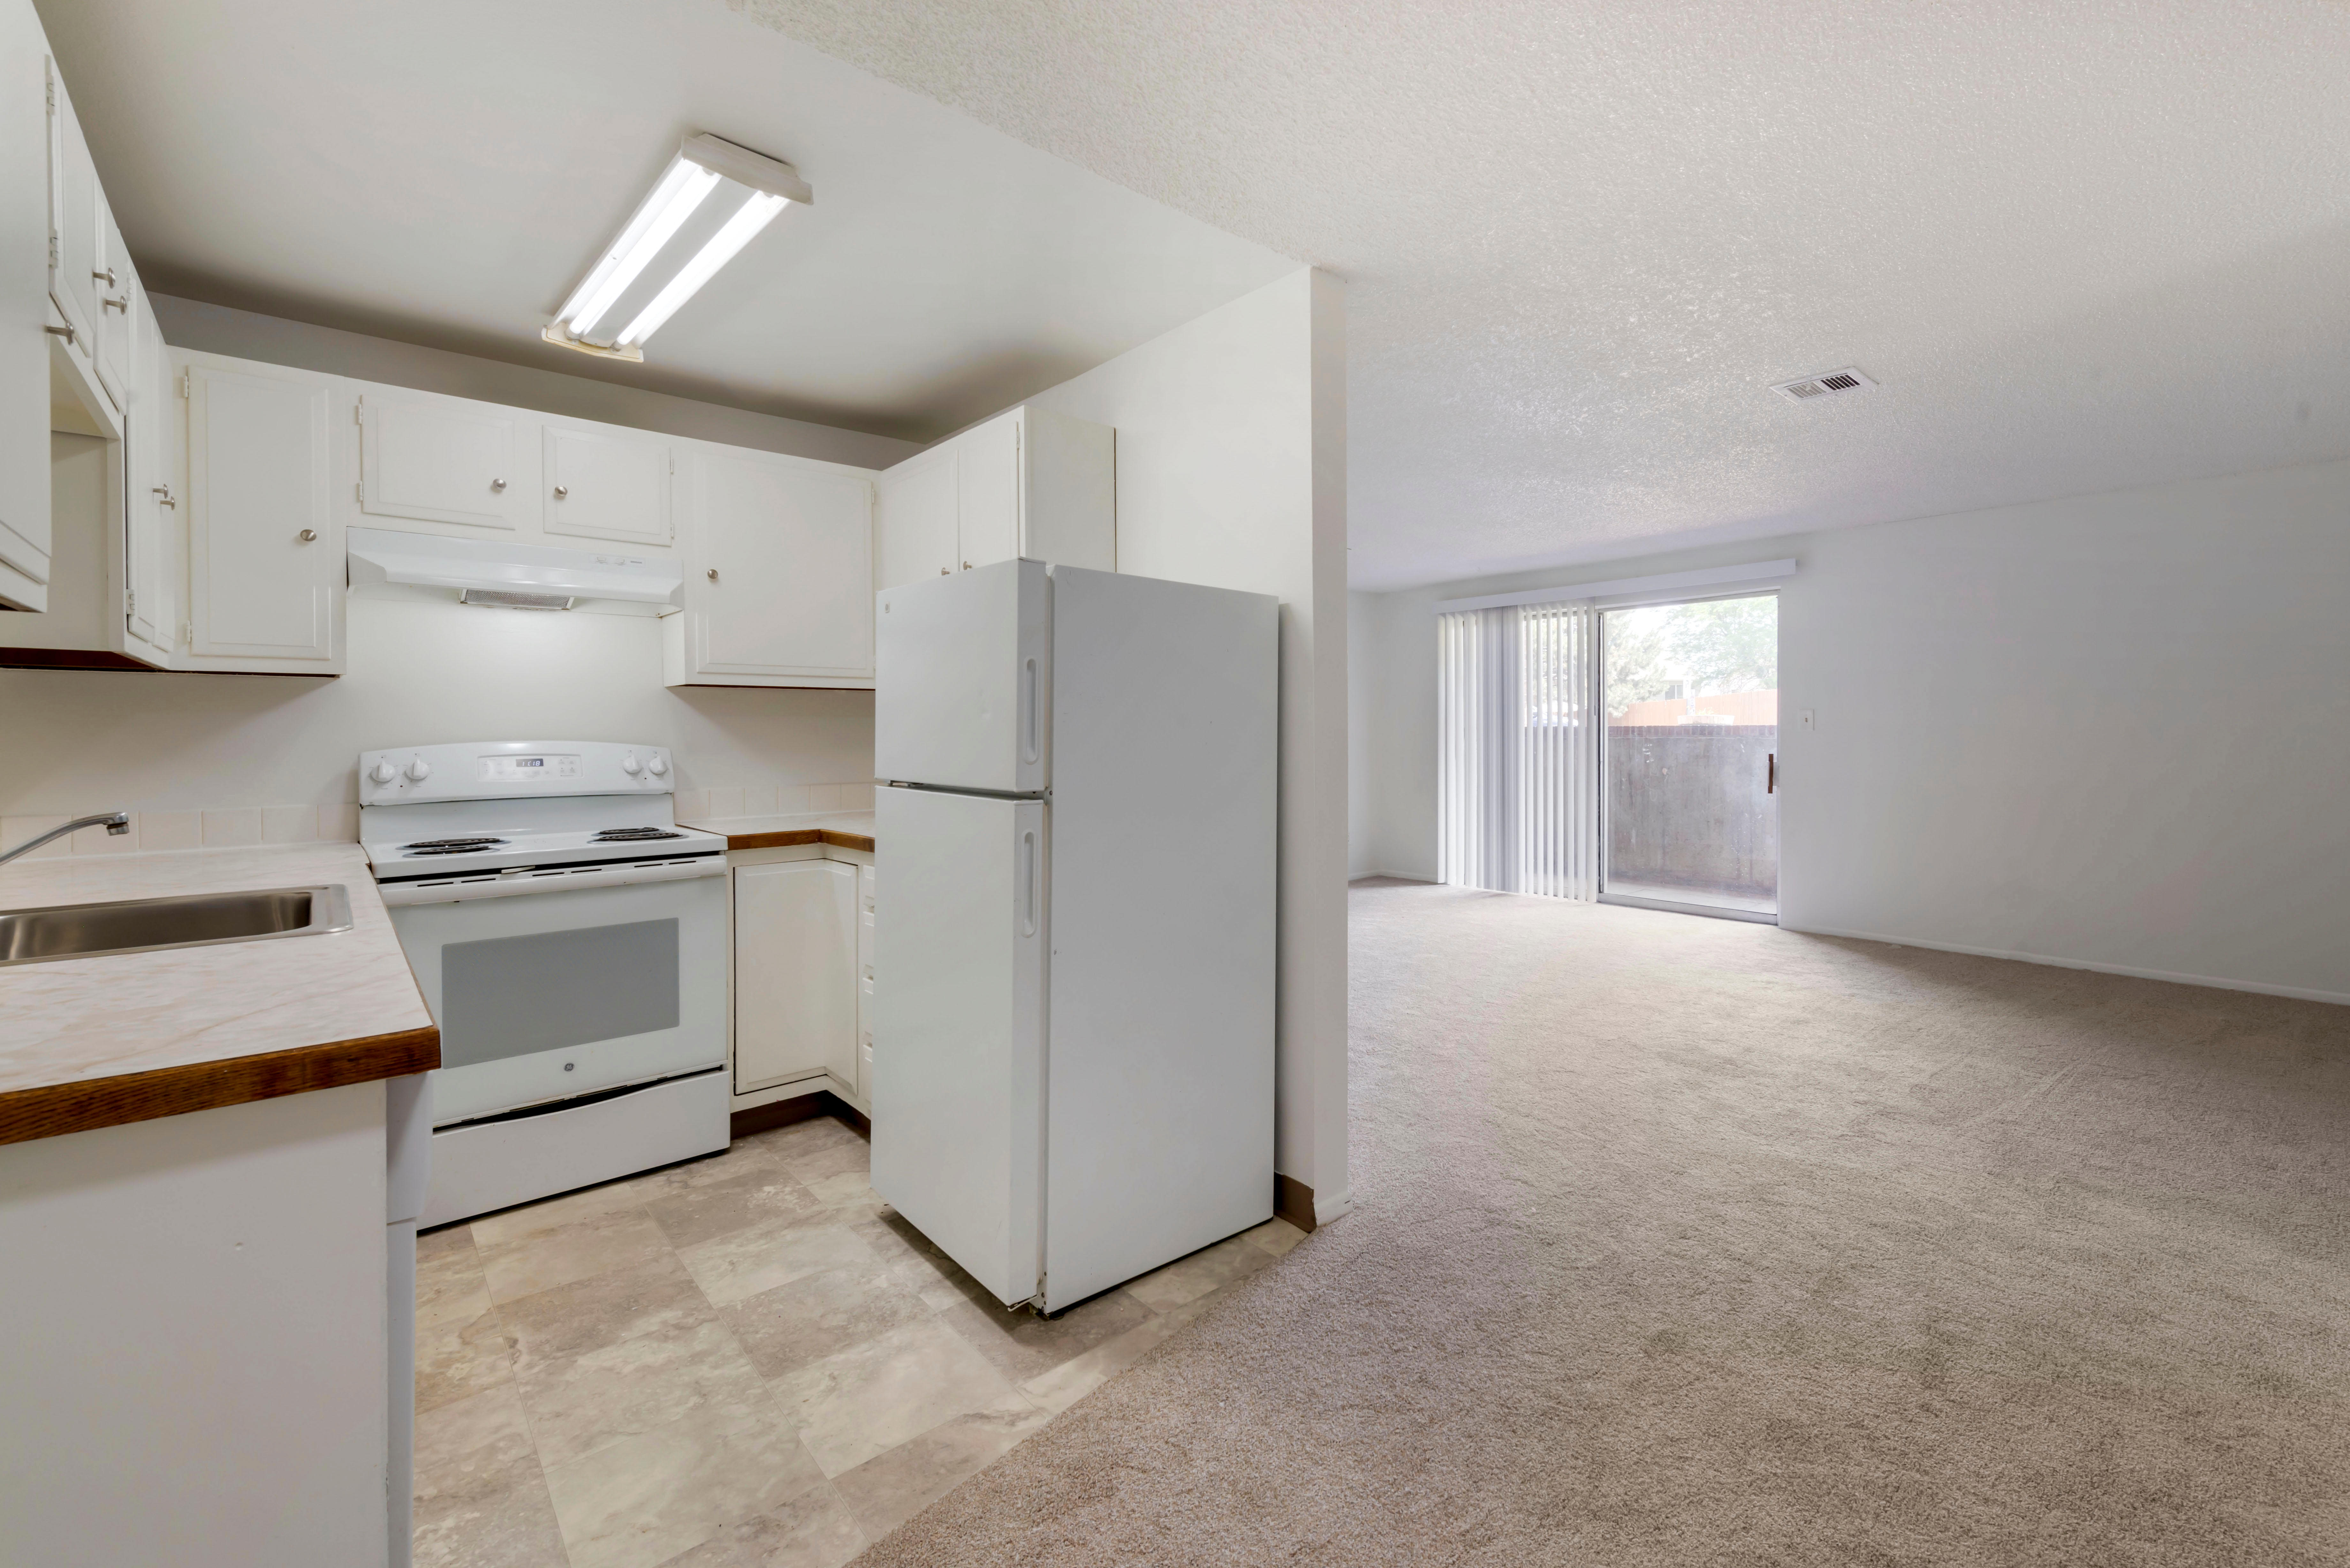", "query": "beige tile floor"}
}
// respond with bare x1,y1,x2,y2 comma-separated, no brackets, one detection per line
413,1112,1306,1568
